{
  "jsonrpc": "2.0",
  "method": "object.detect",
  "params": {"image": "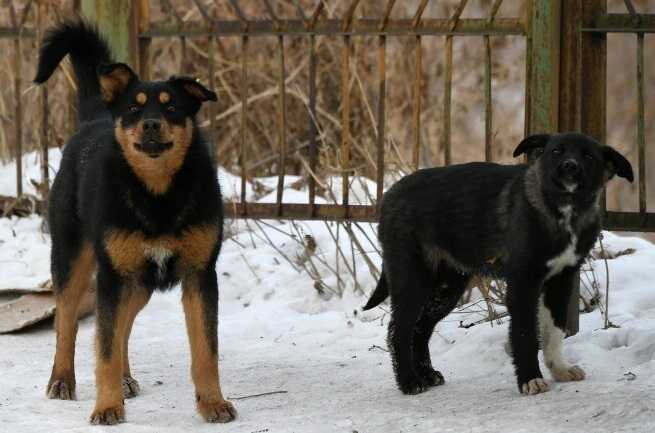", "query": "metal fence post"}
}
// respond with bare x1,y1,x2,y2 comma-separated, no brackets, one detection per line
81,0,135,65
